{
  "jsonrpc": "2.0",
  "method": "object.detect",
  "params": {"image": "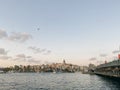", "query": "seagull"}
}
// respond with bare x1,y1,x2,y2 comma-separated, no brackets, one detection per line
37,28,40,31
